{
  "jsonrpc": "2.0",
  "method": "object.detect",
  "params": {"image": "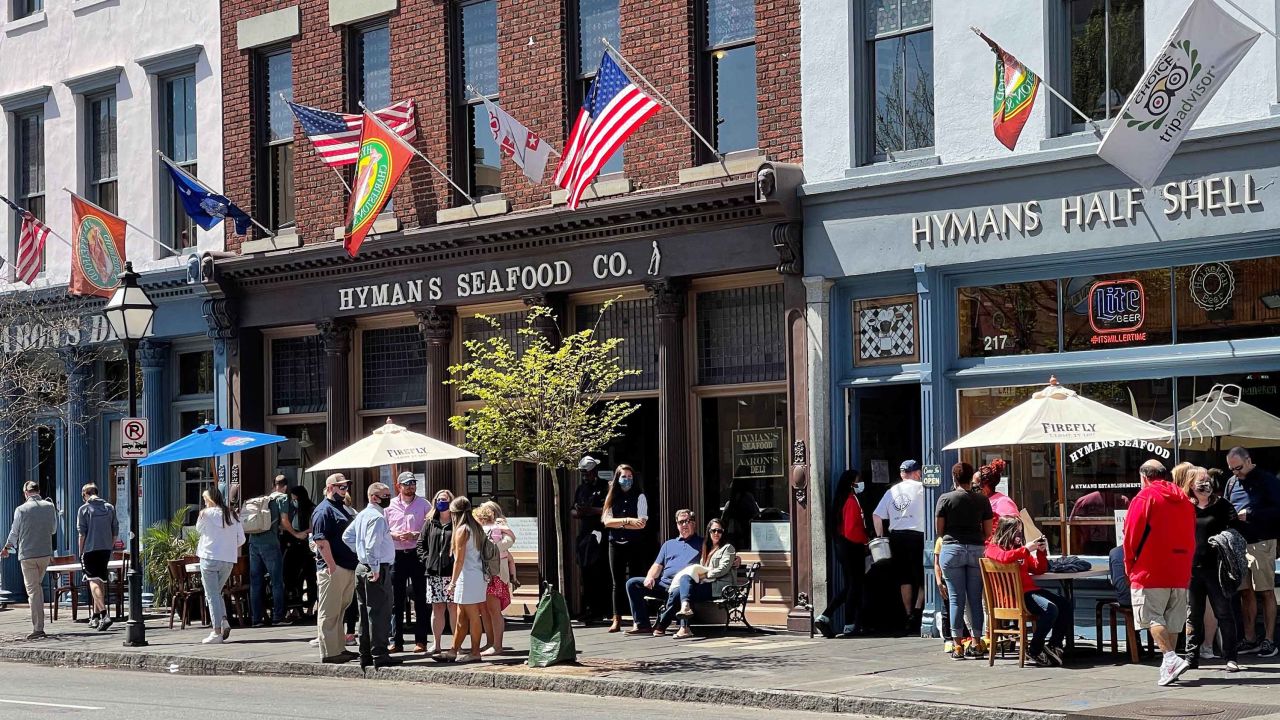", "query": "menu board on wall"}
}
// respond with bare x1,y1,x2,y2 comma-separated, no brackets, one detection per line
507,516,539,552
751,521,790,552
731,427,784,479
